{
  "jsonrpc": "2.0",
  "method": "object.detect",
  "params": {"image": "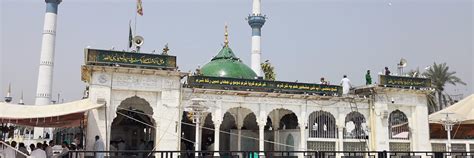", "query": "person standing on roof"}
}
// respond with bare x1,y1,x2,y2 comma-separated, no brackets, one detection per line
365,70,372,85
340,75,352,95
